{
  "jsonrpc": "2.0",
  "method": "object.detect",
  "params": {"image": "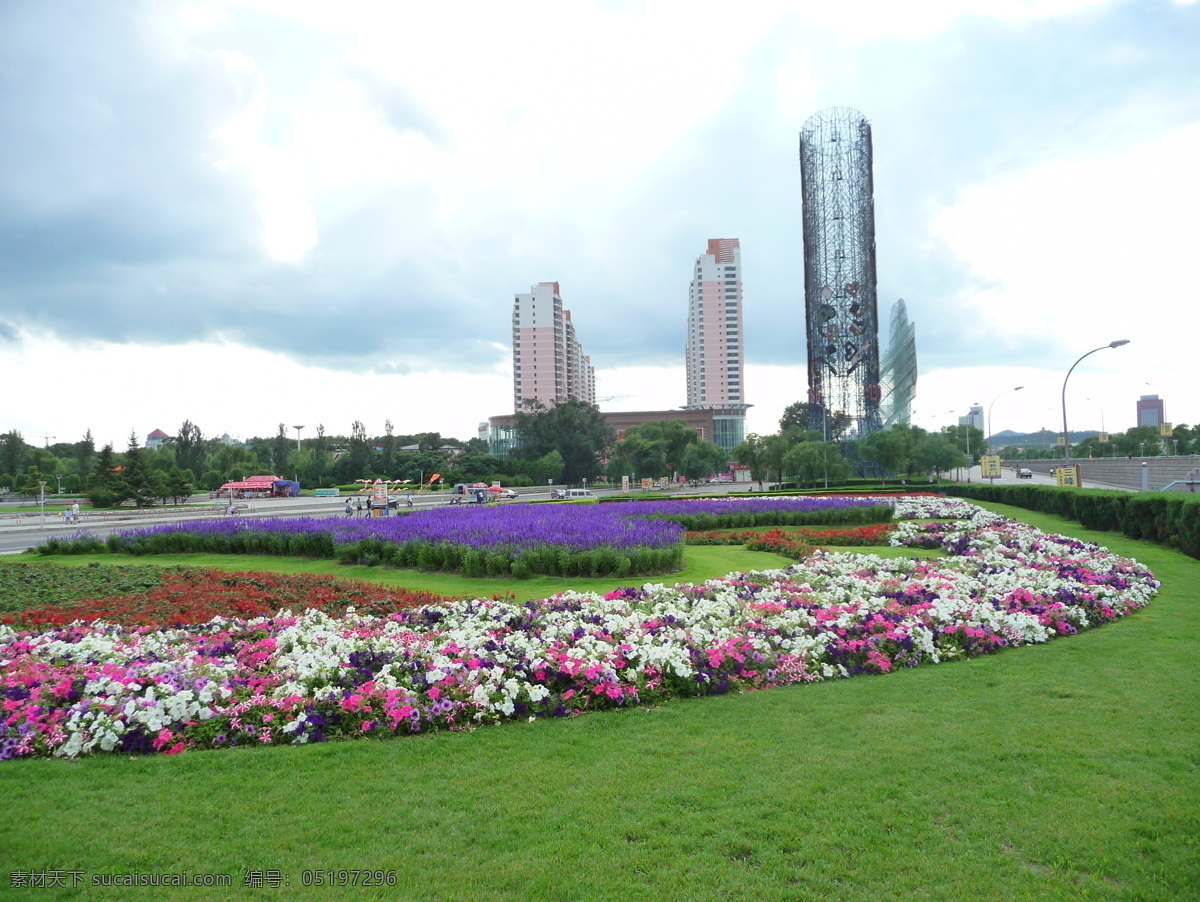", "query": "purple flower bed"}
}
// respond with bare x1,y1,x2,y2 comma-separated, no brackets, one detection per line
598,495,893,530
58,506,685,578
119,507,681,551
